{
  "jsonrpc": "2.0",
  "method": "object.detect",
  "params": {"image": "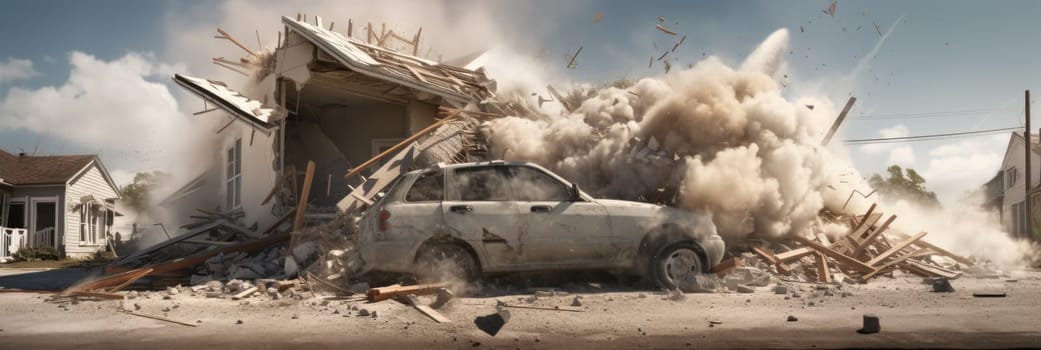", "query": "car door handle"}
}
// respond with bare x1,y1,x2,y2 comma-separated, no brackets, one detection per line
530,205,552,213
450,205,473,213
